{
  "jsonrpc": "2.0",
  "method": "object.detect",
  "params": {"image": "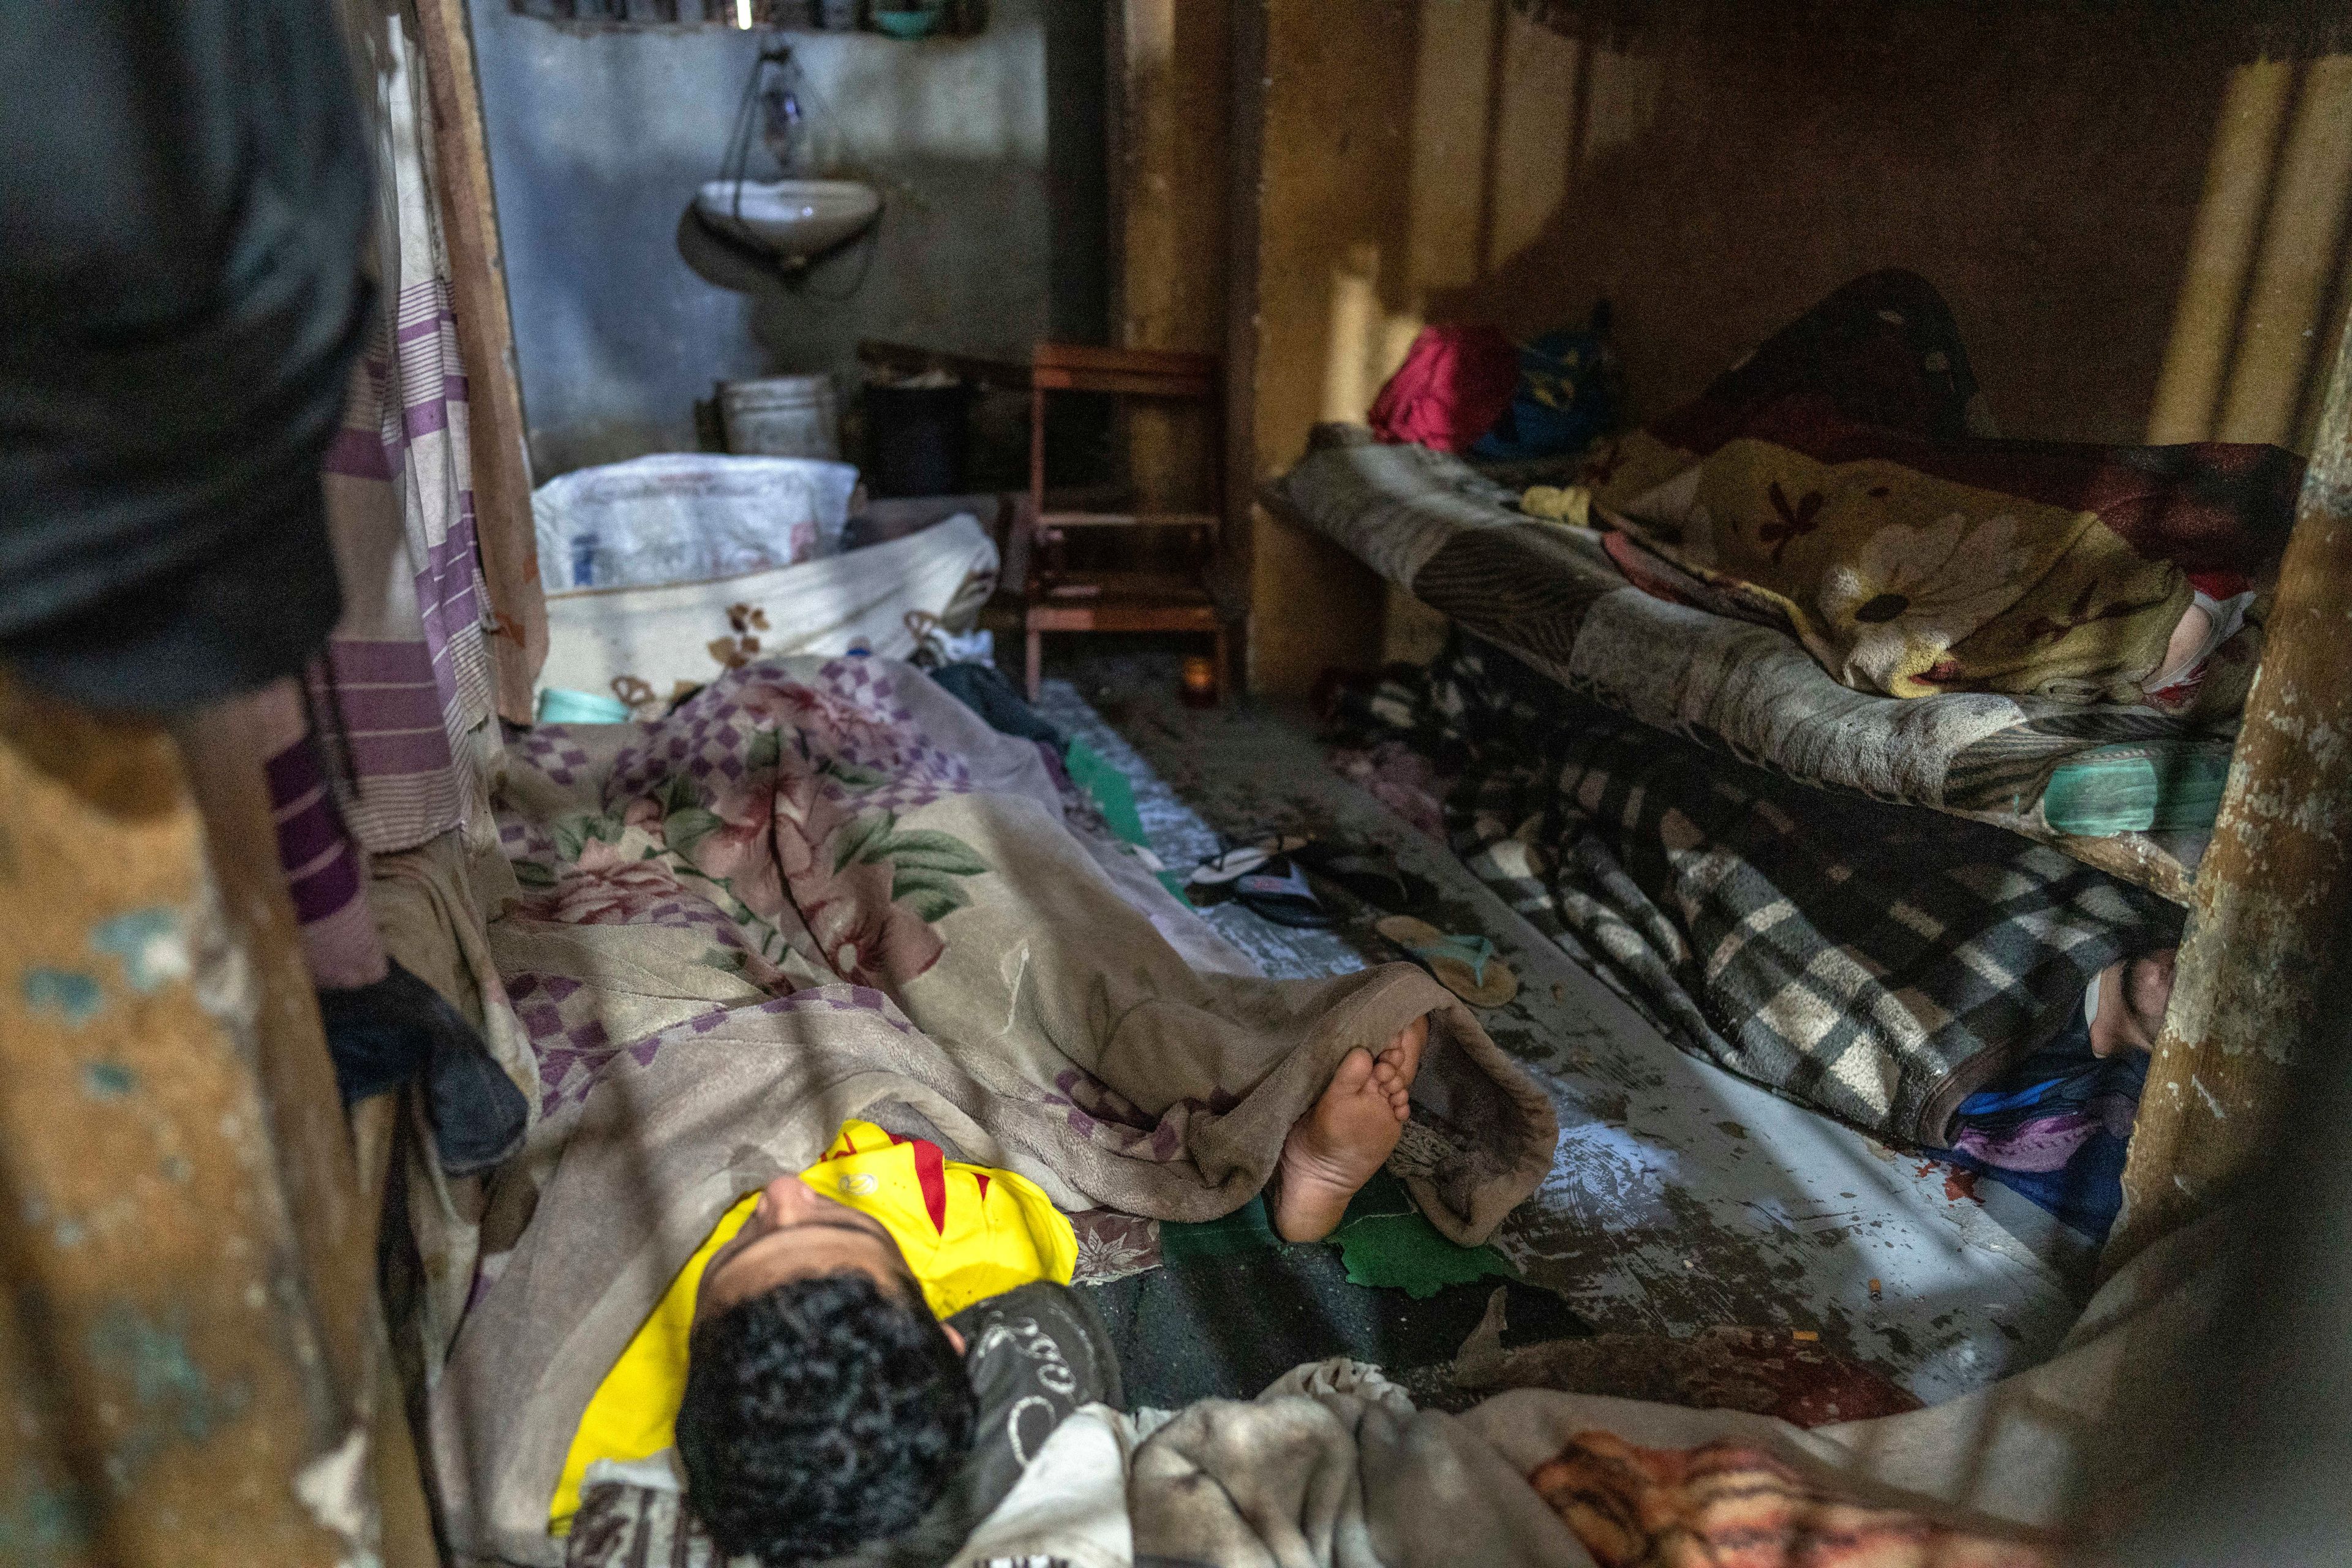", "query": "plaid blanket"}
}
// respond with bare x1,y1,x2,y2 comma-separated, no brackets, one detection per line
1332,633,2182,1145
